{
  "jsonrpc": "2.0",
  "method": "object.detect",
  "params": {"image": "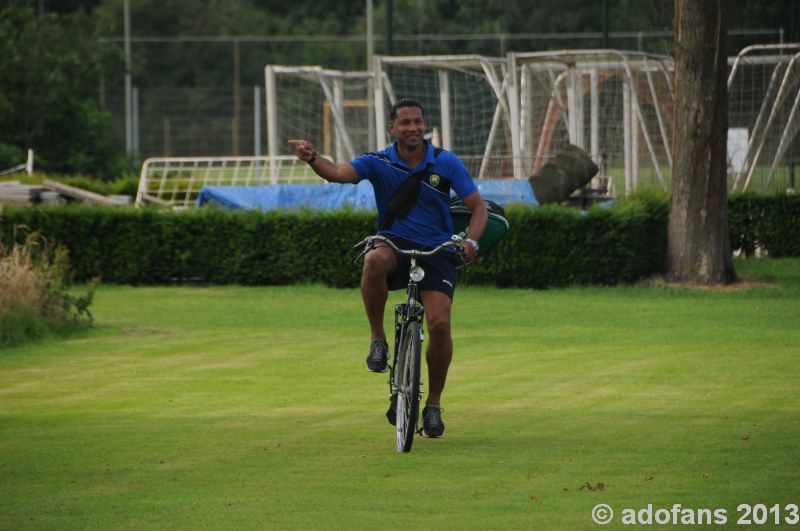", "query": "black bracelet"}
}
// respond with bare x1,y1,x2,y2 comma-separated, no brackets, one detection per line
307,152,317,165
